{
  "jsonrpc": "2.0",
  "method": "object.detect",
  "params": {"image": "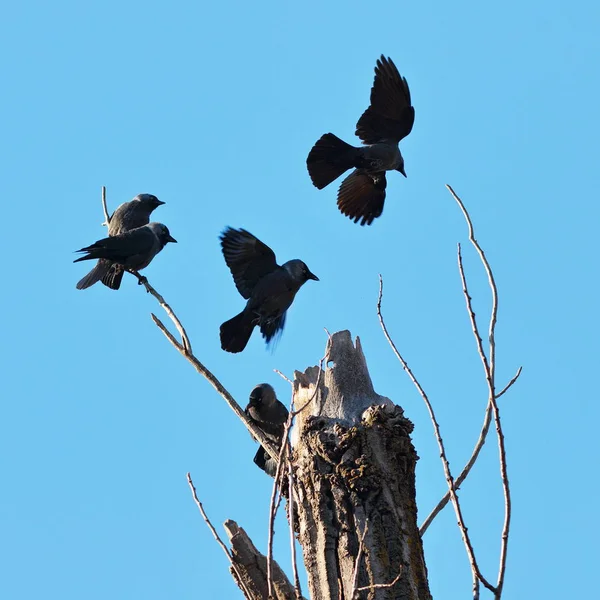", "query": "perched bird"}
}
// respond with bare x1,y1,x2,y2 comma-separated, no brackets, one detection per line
219,227,319,353
245,383,288,477
74,222,177,285
76,194,165,290
306,55,415,225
